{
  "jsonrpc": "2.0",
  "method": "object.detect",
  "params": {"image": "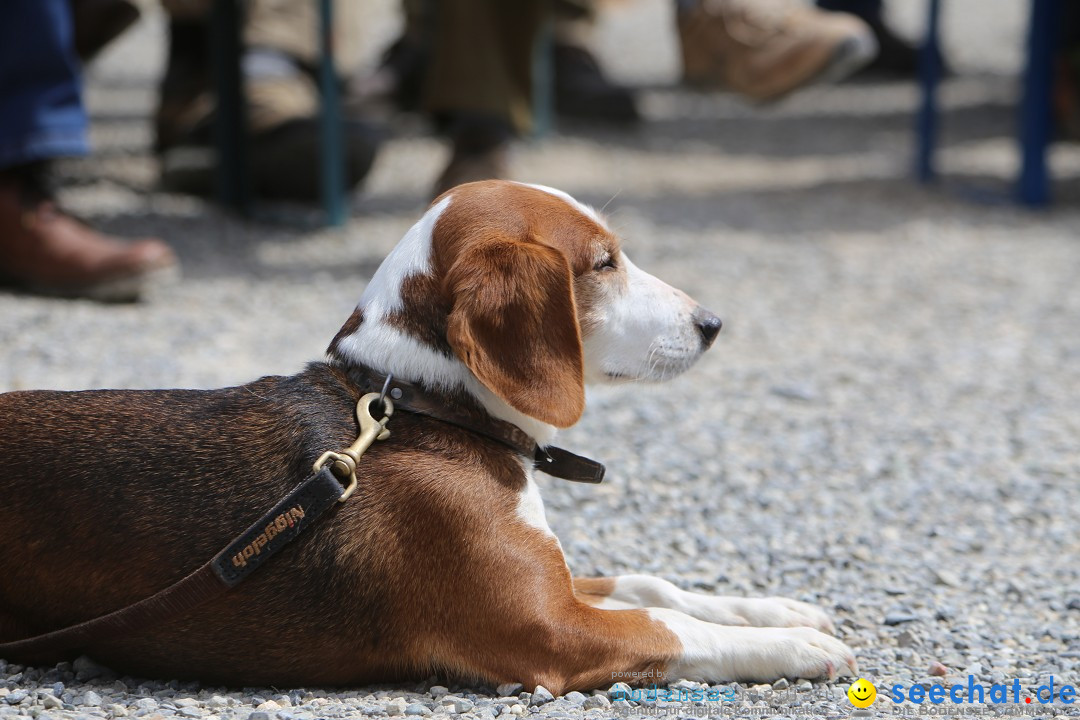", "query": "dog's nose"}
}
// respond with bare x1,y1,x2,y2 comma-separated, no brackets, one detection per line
693,309,723,347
